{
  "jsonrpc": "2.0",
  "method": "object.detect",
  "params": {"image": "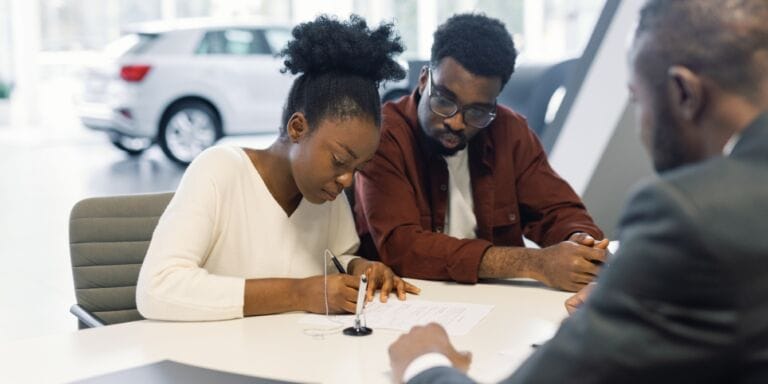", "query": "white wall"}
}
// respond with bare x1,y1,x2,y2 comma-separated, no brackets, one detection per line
548,0,643,195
